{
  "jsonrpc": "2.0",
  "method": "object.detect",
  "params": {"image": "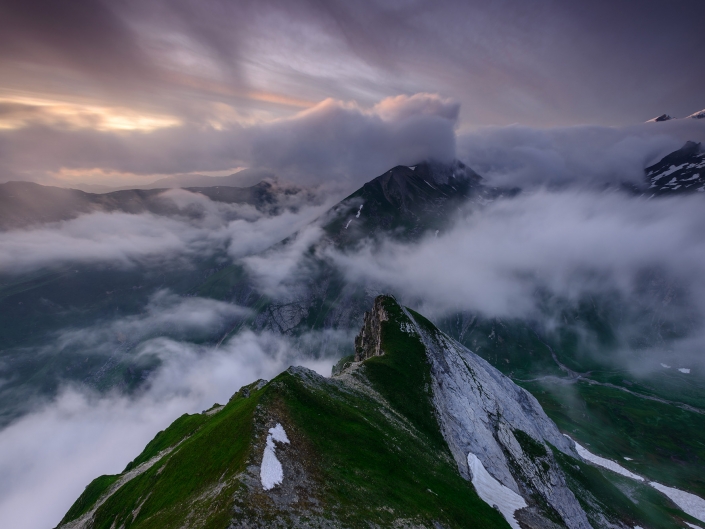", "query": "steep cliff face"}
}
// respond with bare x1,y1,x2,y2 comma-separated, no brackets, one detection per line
352,298,592,529
399,306,593,529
